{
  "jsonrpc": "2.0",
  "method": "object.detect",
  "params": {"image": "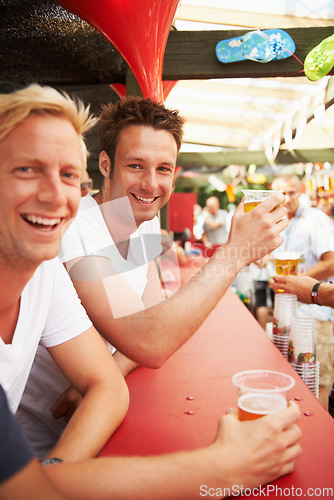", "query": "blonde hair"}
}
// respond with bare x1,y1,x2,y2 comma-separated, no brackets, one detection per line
0,84,98,147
